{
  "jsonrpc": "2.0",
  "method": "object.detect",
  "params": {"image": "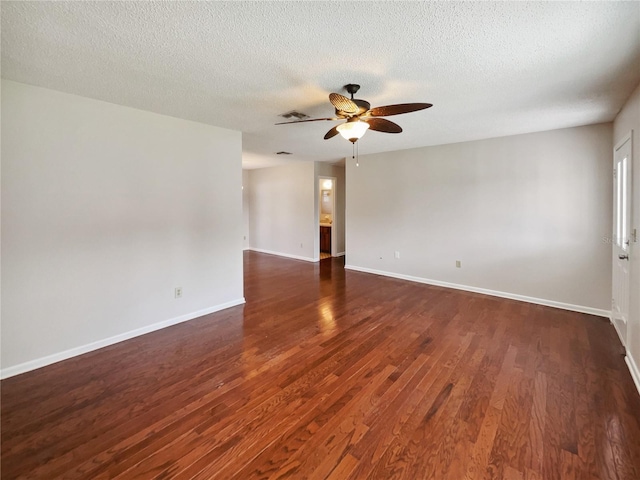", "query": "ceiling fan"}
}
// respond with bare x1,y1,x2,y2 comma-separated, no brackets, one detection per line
276,84,432,143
